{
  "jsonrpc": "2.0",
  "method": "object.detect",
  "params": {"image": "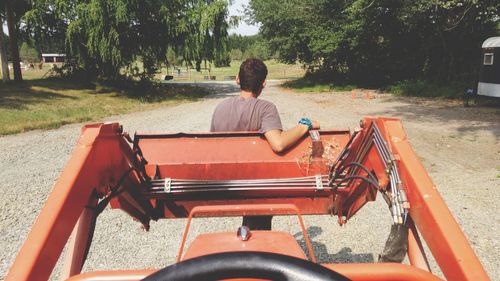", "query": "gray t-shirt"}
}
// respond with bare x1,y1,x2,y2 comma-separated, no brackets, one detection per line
210,96,283,133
